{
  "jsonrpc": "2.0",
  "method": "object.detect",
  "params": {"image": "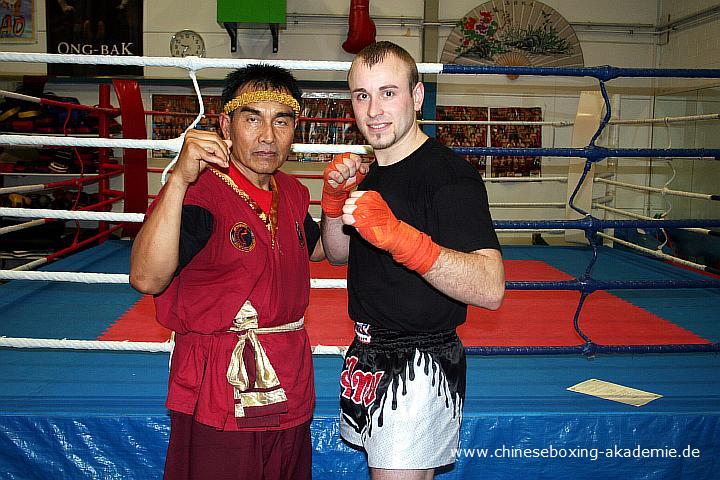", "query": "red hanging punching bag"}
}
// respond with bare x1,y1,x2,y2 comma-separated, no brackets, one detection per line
342,0,376,54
